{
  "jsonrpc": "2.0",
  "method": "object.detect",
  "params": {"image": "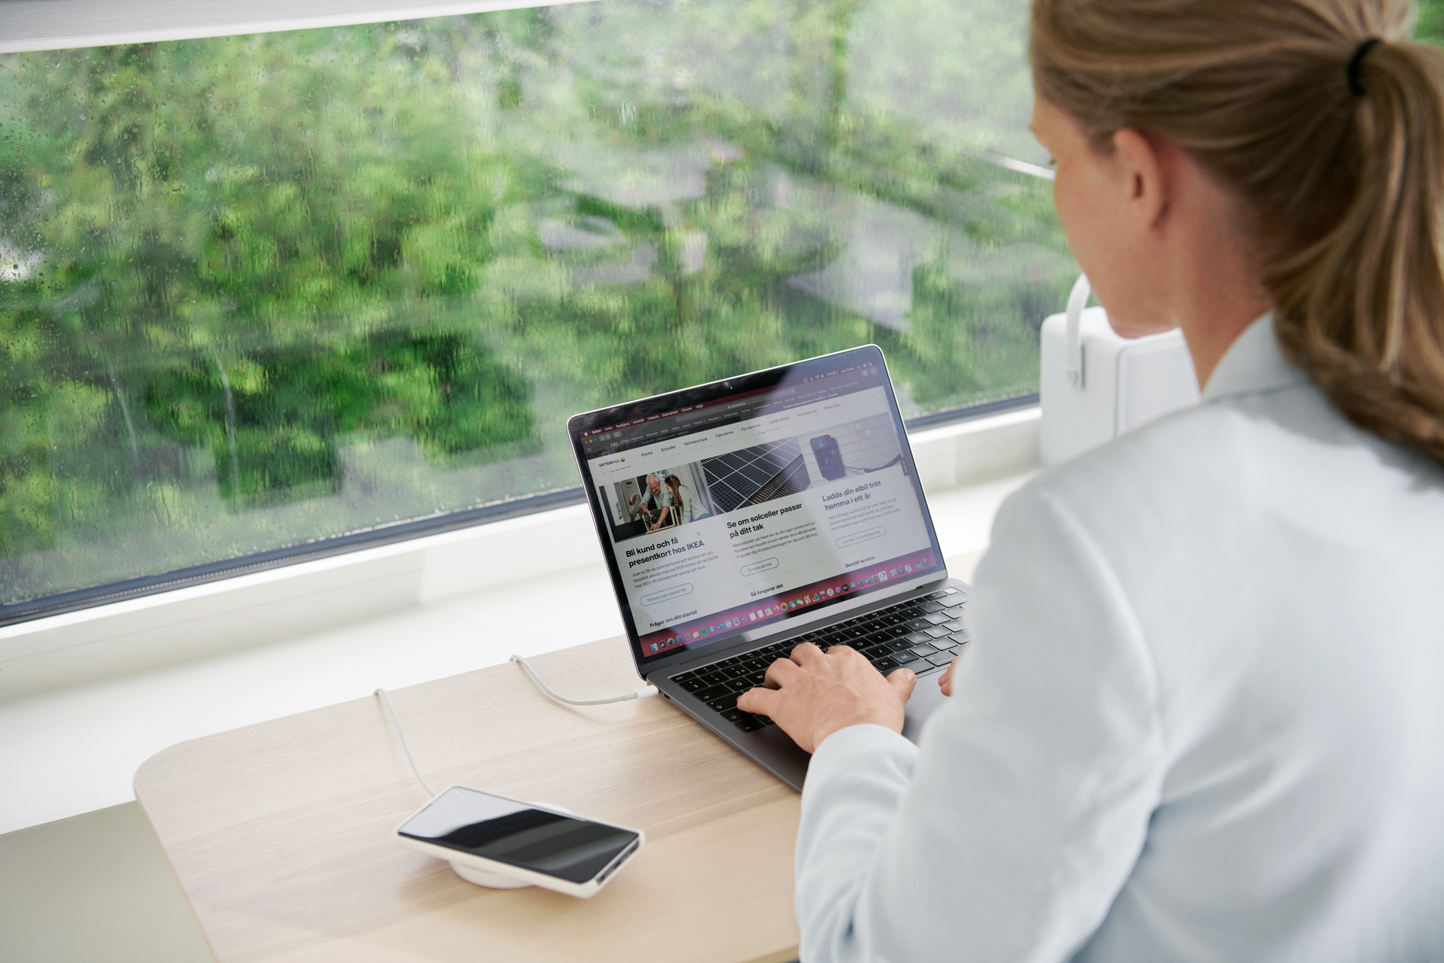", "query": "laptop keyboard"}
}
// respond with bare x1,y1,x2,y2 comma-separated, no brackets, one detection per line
668,587,967,733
